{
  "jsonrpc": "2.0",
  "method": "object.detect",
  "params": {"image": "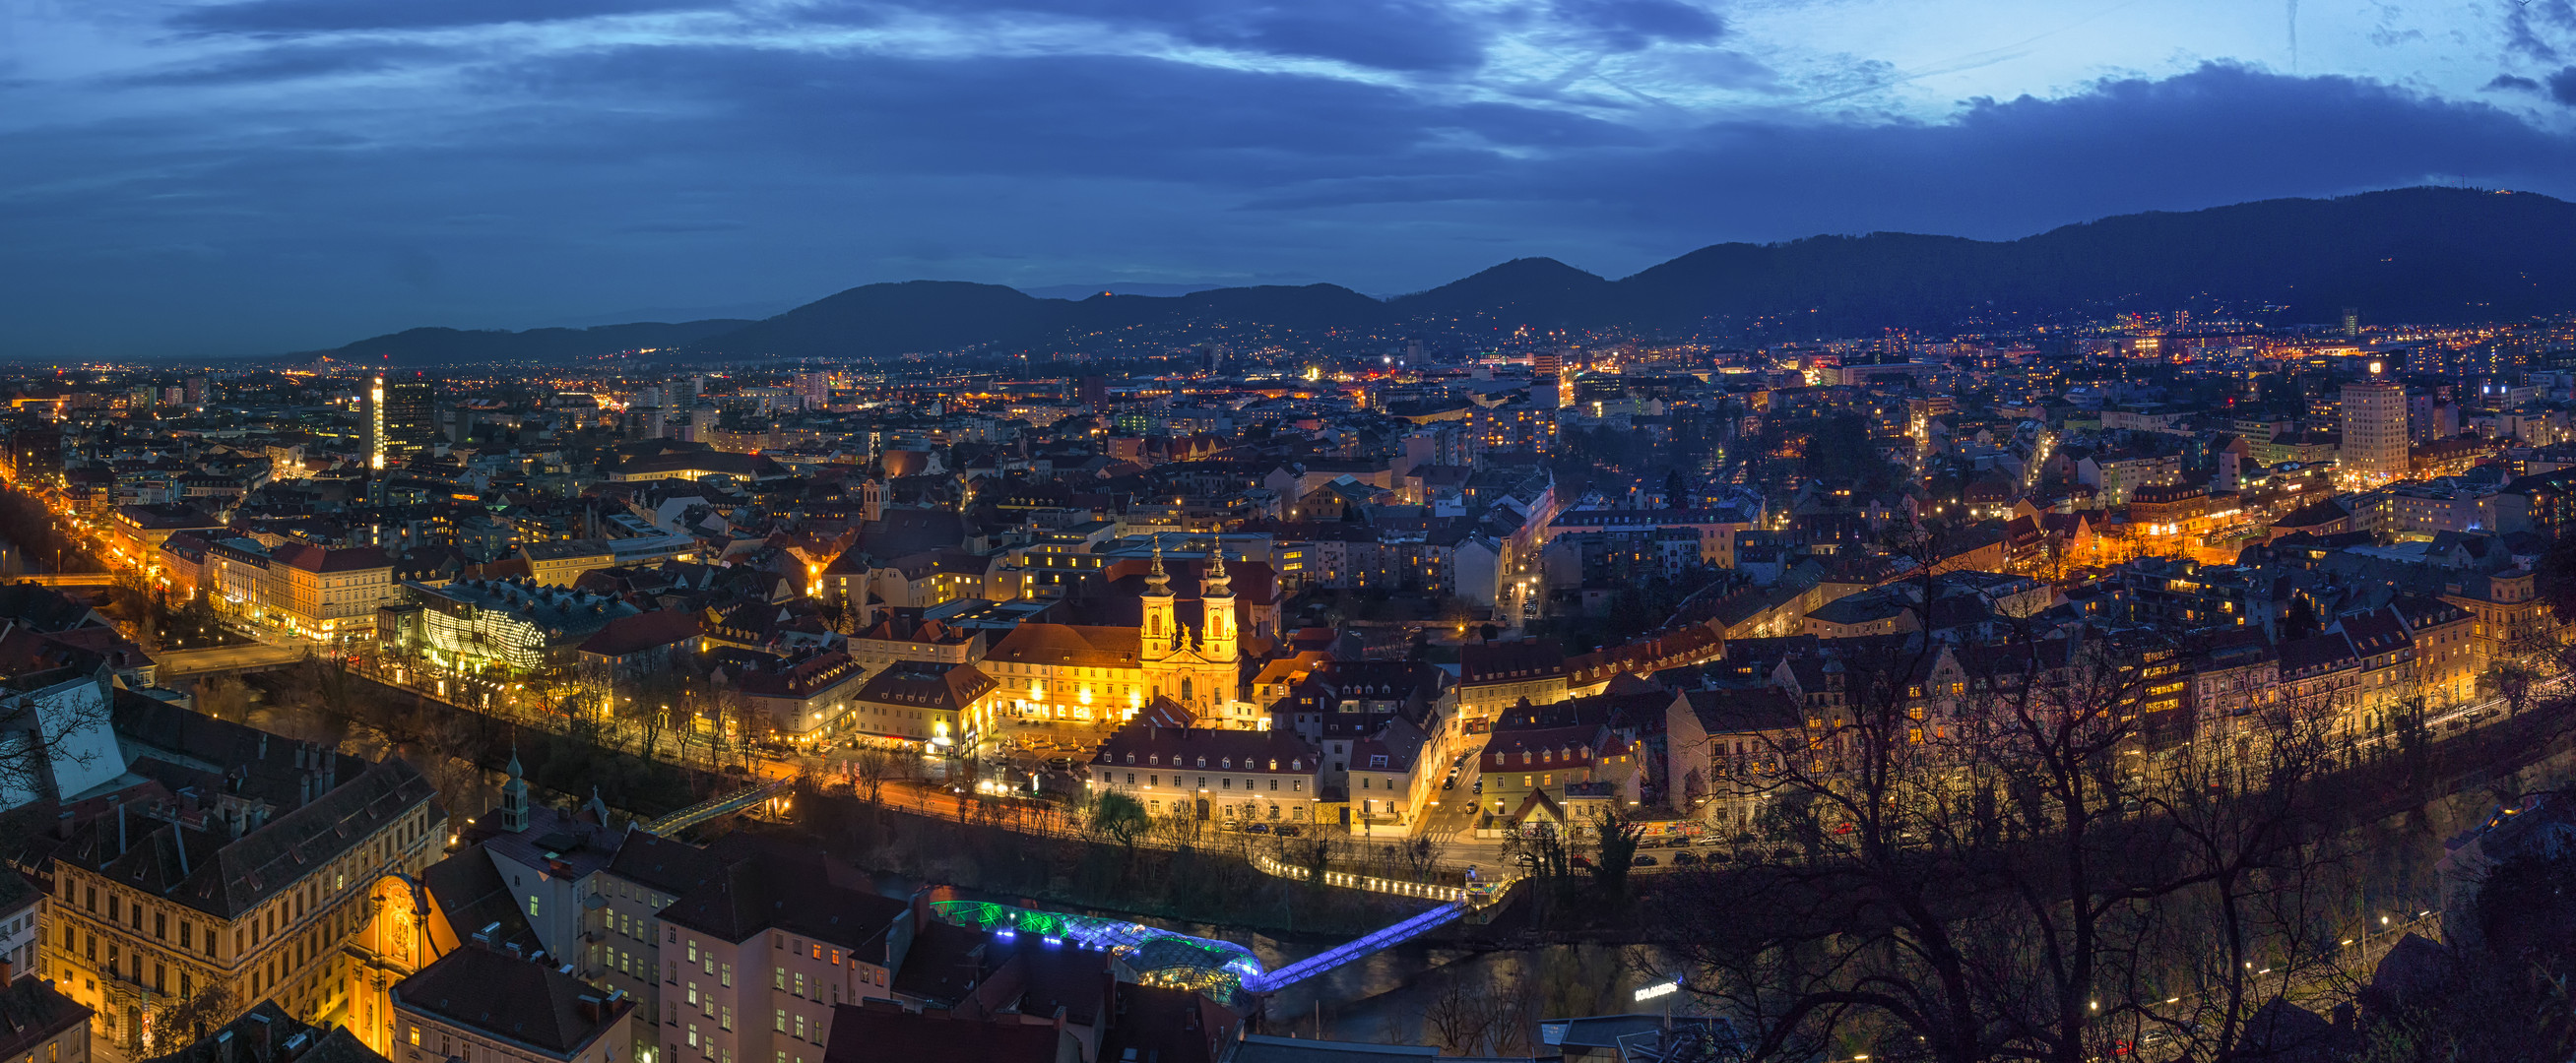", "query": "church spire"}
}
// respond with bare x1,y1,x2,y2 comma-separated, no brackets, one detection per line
500,743,530,833
1199,546,1238,663
1140,542,1176,659
1202,546,1231,597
